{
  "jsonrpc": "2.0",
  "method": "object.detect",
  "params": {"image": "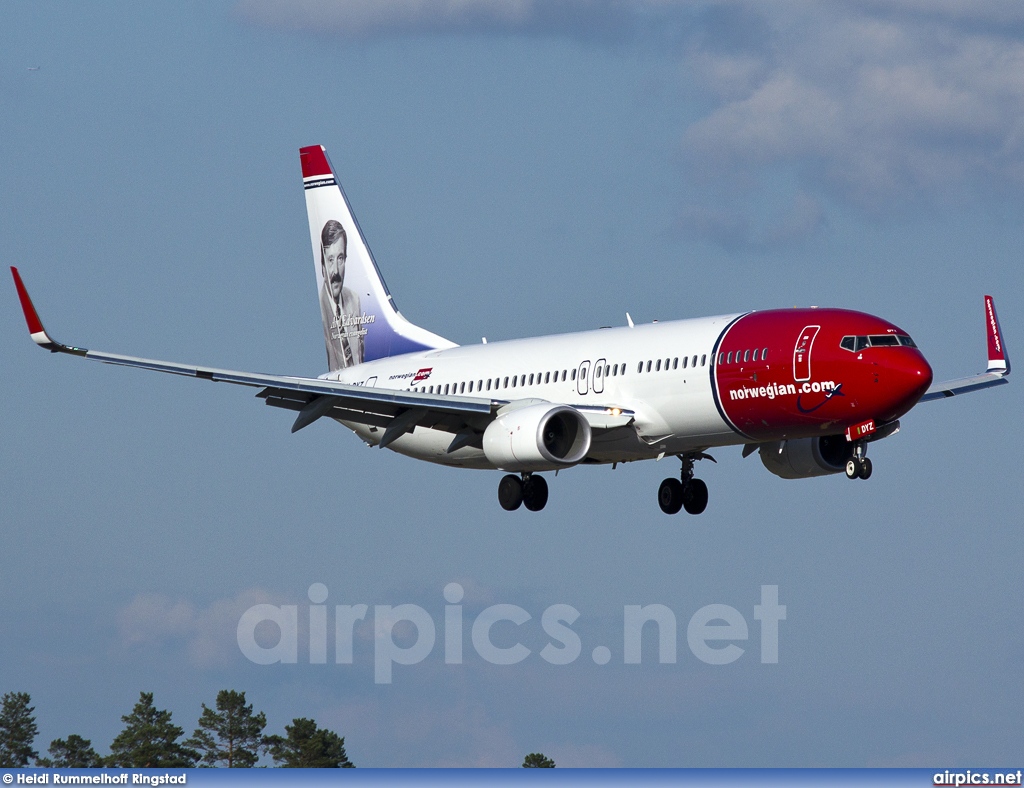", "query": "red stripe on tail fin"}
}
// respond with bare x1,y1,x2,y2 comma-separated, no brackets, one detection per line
300,145,332,179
